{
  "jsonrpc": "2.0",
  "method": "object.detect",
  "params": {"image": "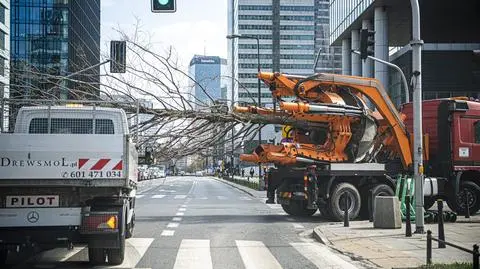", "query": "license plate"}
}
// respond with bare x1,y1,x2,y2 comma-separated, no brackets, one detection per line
6,195,59,208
